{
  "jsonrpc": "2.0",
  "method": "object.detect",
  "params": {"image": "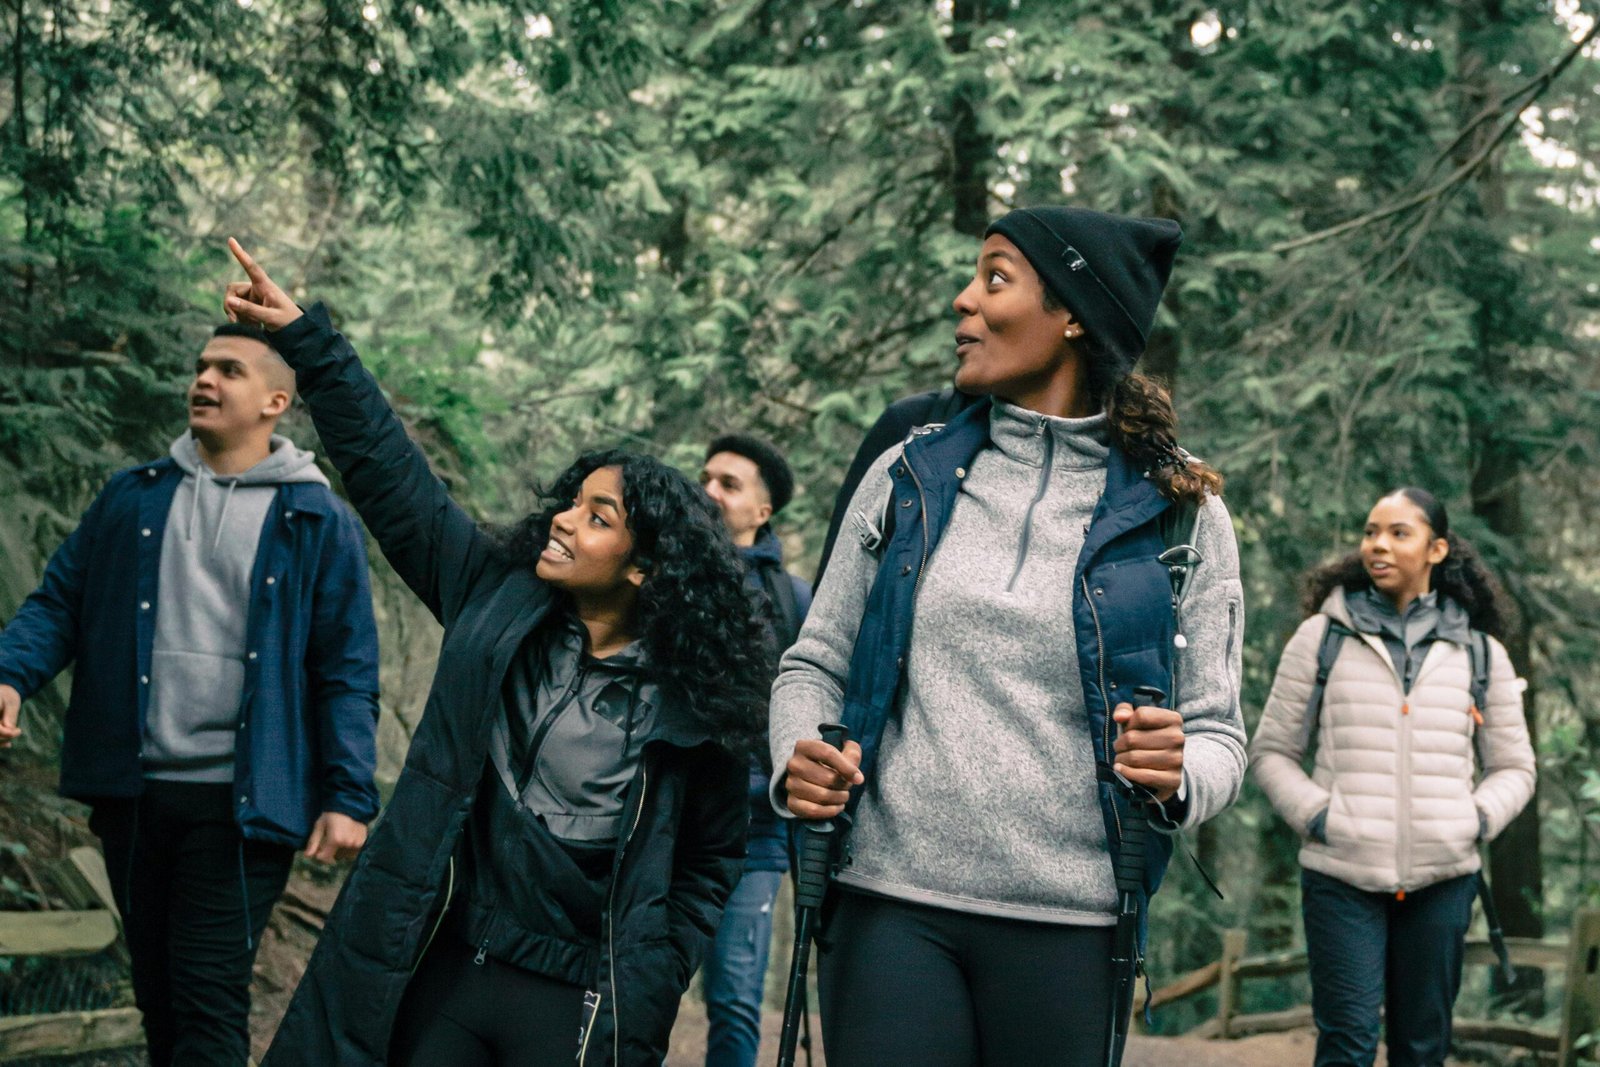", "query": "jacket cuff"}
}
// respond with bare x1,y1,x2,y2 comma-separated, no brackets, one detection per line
321,790,379,825
1149,770,1190,835
267,301,332,358
768,766,798,821
0,668,31,700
